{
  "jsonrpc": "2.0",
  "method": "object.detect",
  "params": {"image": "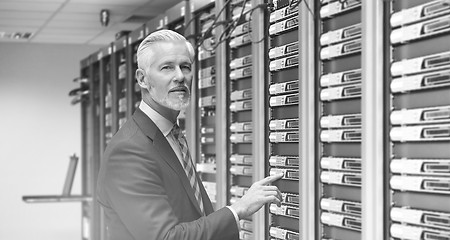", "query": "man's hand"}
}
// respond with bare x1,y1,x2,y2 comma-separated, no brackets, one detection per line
230,173,284,219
